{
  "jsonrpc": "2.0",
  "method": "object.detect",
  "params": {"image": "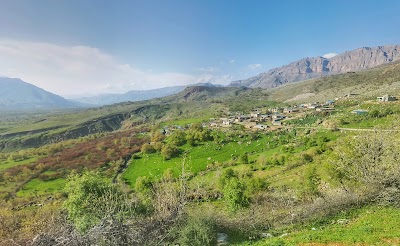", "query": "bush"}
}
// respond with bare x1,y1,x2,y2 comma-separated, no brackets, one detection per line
141,143,155,154
63,172,135,232
178,217,216,246
223,178,249,212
